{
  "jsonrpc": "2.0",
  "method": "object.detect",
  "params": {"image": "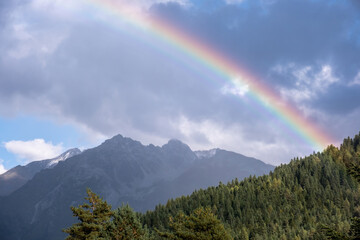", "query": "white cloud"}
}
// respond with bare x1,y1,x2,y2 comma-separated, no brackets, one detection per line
4,139,64,164
221,81,249,97
278,64,339,103
313,65,339,89
31,0,85,14
171,115,312,165
281,88,312,102
4,0,188,62
292,65,338,90
224,0,245,4
0,159,7,174
6,22,67,60
130,0,190,8
29,0,191,19
349,71,360,86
